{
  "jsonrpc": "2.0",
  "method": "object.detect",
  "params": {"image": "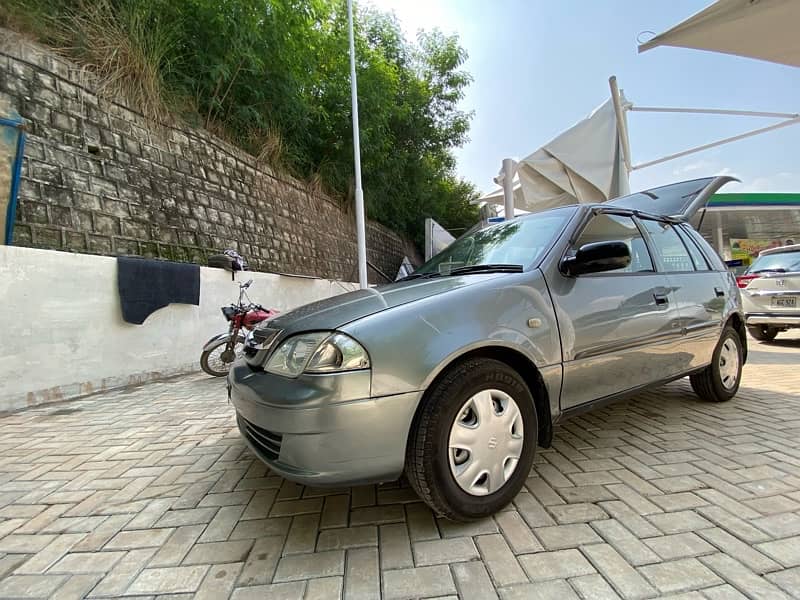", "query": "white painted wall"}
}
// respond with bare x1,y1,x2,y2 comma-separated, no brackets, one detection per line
0,246,357,412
